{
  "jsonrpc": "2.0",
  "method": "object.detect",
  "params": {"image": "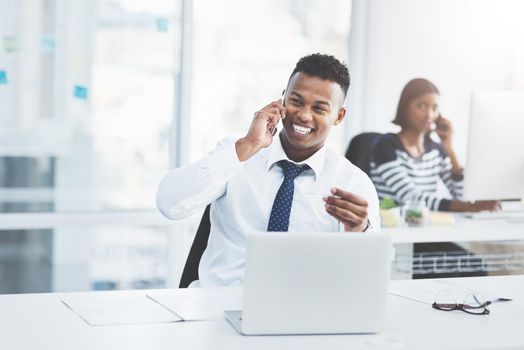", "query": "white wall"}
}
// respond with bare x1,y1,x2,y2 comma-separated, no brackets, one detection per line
347,0,524,161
